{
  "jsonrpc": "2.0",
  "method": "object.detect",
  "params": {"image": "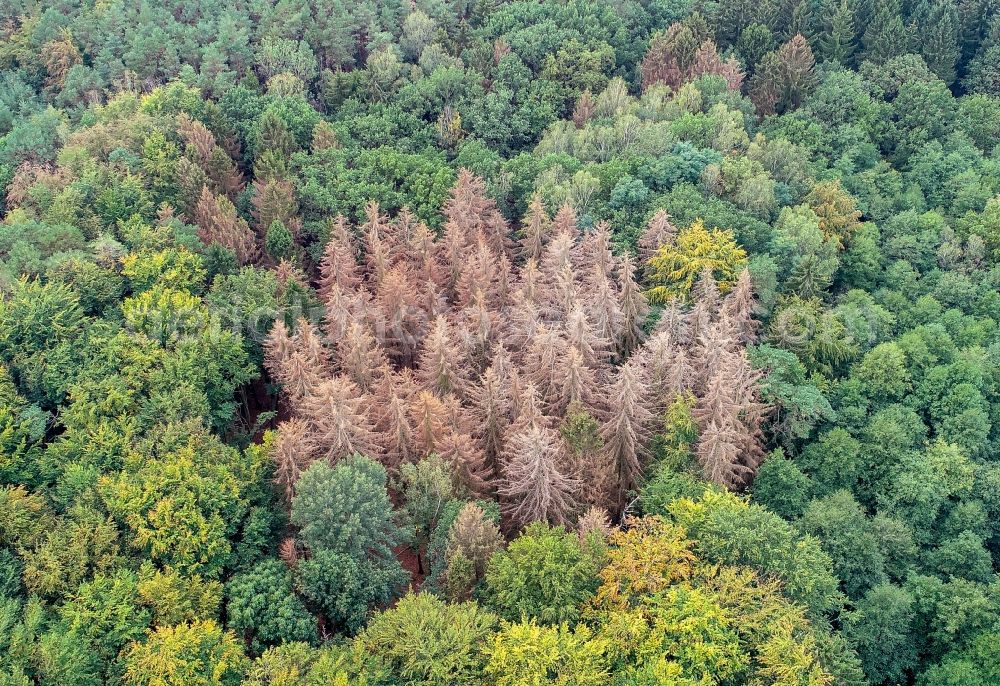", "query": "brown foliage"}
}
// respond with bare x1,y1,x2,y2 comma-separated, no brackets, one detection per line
193,187,258,264
259,171,768,521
